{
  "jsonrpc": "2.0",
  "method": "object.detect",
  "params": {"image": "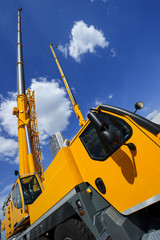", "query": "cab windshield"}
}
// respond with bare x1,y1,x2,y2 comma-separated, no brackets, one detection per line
20,175,42,205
